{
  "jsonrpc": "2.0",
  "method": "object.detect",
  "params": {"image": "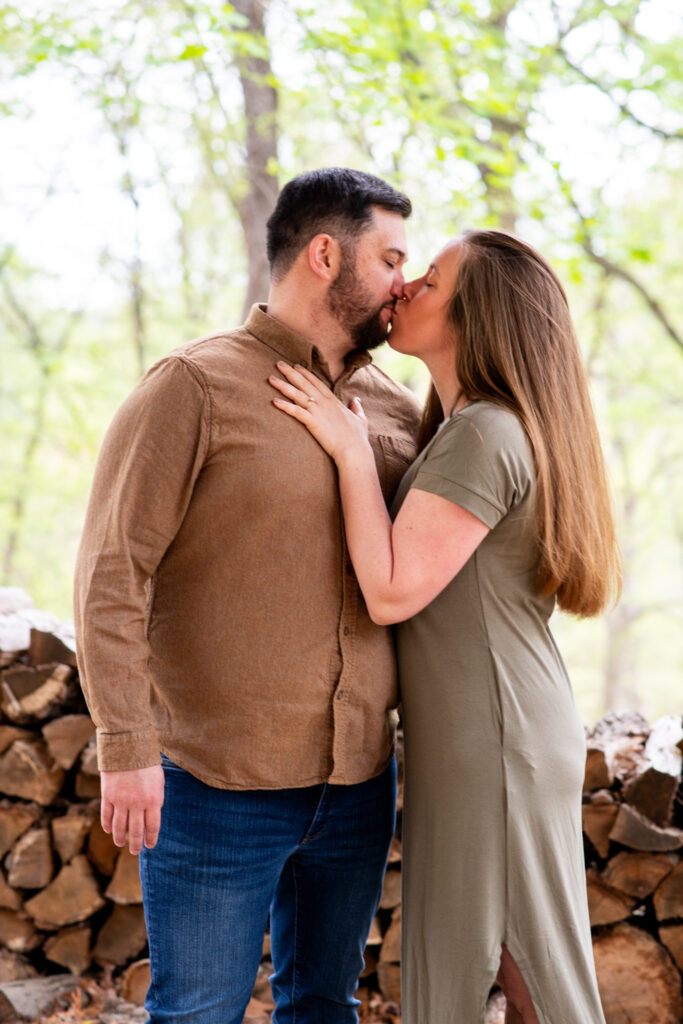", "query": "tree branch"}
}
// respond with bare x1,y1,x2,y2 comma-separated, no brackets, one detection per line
534,150,683,357
578,236,683,356
557,49,683,142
